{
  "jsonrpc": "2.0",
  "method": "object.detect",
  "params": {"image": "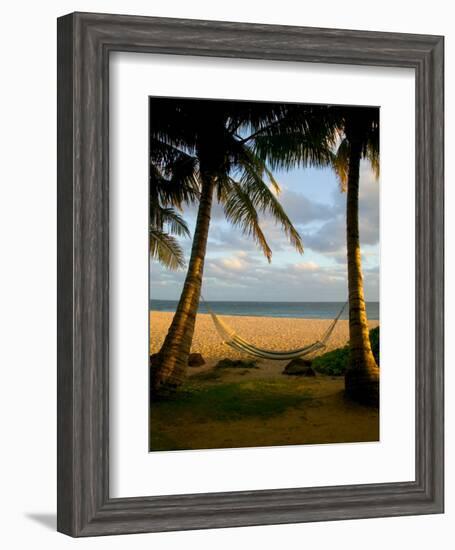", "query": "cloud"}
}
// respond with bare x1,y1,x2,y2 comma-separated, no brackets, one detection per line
151,252,379,302
184,185,333,225
151,160,379,302
273,188,334,225
300,162,379,256
207,226,261,254
293,261,319,272
218,252,250,271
